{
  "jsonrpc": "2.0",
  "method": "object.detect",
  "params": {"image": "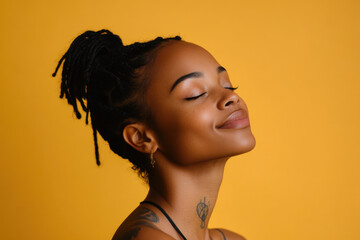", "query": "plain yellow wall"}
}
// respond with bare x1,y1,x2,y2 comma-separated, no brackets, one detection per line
1,0,359,239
